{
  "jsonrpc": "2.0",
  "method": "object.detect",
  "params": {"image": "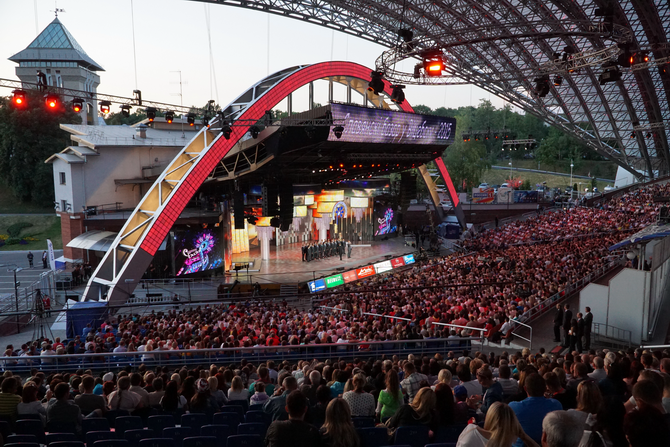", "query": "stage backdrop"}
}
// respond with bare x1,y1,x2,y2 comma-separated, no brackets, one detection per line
174,227,224,276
